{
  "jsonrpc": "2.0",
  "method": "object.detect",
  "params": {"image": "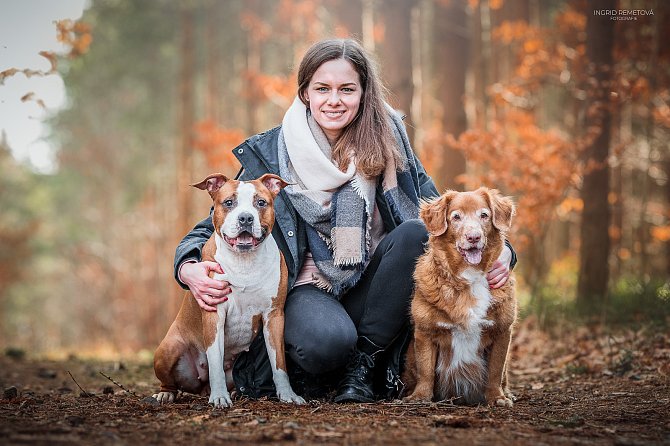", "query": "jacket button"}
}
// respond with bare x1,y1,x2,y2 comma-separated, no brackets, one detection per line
239,386,245,392
287,231,294,237
237,148,244,154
